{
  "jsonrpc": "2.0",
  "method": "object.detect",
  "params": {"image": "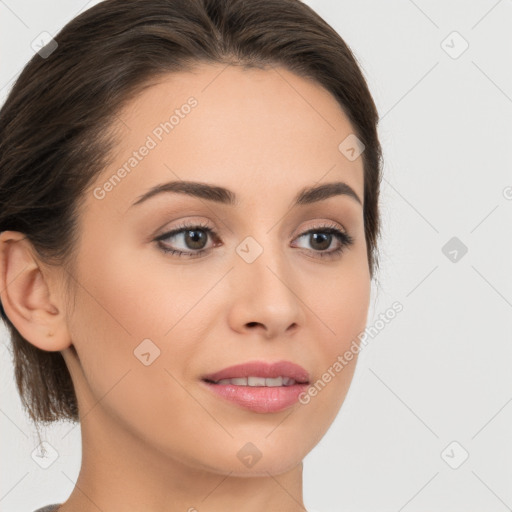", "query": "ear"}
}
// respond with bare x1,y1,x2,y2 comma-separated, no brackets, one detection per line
0,230,72,351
